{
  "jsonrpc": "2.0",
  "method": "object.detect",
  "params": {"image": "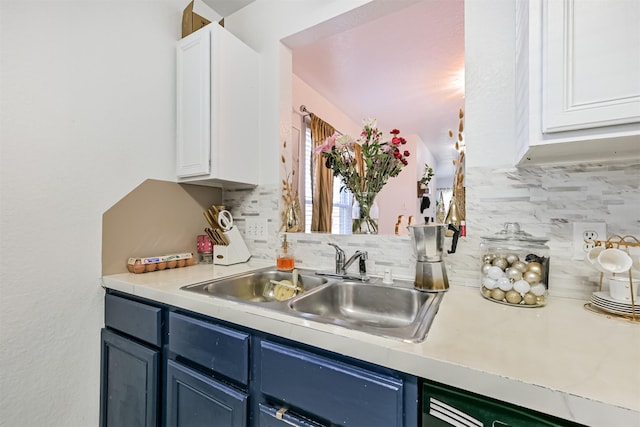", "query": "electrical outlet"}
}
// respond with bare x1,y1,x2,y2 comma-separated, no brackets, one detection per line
572,222,606,260
245,218,268,240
